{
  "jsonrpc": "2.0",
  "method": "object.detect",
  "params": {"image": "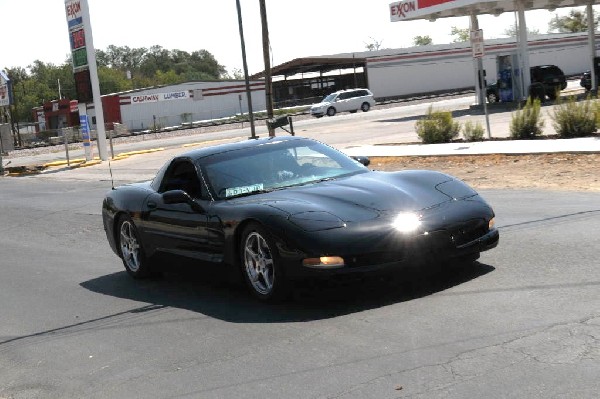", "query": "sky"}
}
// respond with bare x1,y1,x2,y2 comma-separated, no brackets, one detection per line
0,0,590,76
